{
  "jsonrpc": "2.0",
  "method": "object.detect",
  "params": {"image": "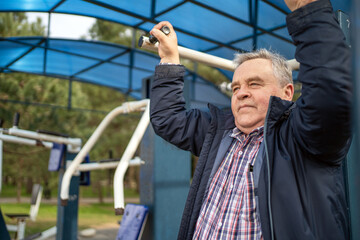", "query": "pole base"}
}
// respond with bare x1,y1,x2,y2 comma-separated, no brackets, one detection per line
115,208,124,215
